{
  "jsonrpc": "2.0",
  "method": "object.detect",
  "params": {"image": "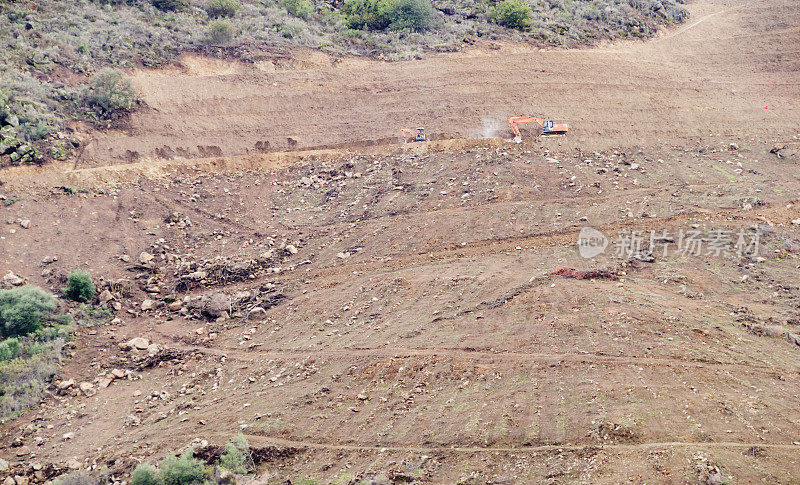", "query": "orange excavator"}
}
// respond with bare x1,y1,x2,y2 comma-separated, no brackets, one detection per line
400,128,426,142
508,116,568,142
